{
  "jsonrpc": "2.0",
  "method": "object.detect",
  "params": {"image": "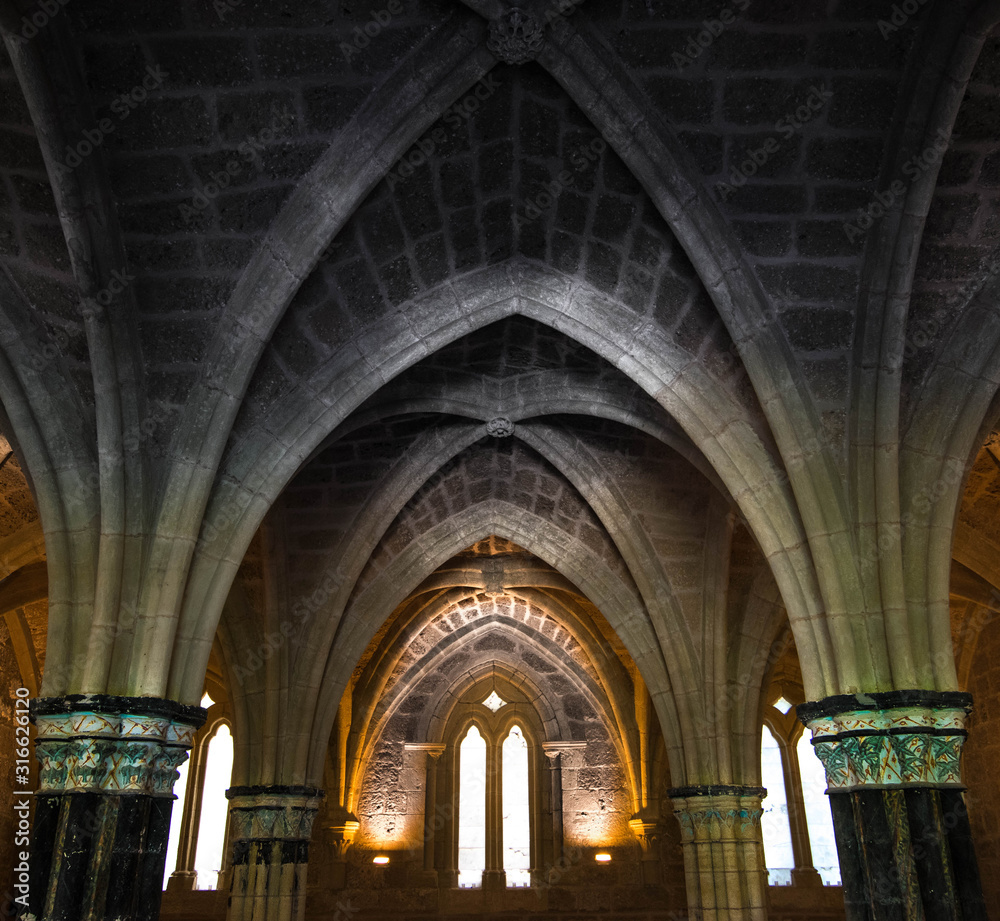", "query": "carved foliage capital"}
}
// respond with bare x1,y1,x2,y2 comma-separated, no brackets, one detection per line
34,701,202,797
227,789,325,844
670,793,763,844
806,704,969,791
